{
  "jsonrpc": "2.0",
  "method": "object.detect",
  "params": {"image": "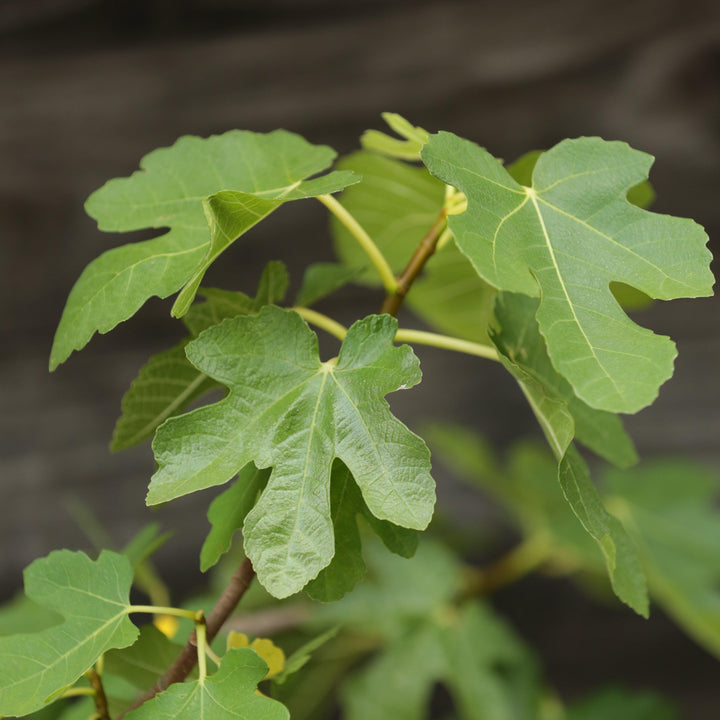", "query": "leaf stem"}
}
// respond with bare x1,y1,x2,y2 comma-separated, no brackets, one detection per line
380,208,447,316
394,329,499,361
292,307,347,341
317,194,397,293
61,687,96,698
195,614,208,682
128,605,199,621
293,307,500,362
84,669,110,720
120,557,256,716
